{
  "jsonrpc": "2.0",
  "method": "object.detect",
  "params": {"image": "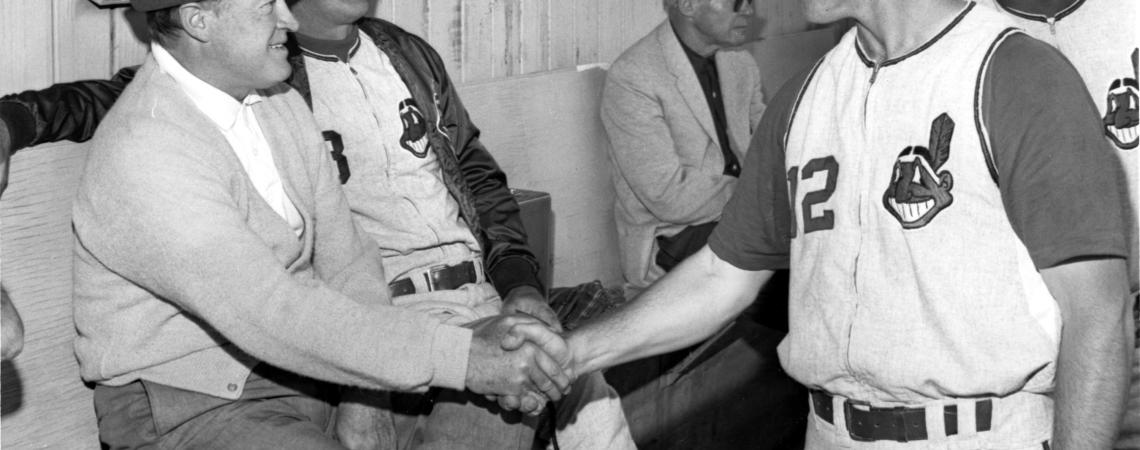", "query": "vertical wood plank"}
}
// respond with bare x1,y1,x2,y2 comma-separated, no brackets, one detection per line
519,0,549,74
0,0,54,92
547,0,575,70
111,7,149,71
428,0,463,82
54,0,113,82
495,0,522,77
597,0,630,63
462,0,494,82
392,0,428,38
574,0,599,65
369,0,394,21
626,1,666,55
